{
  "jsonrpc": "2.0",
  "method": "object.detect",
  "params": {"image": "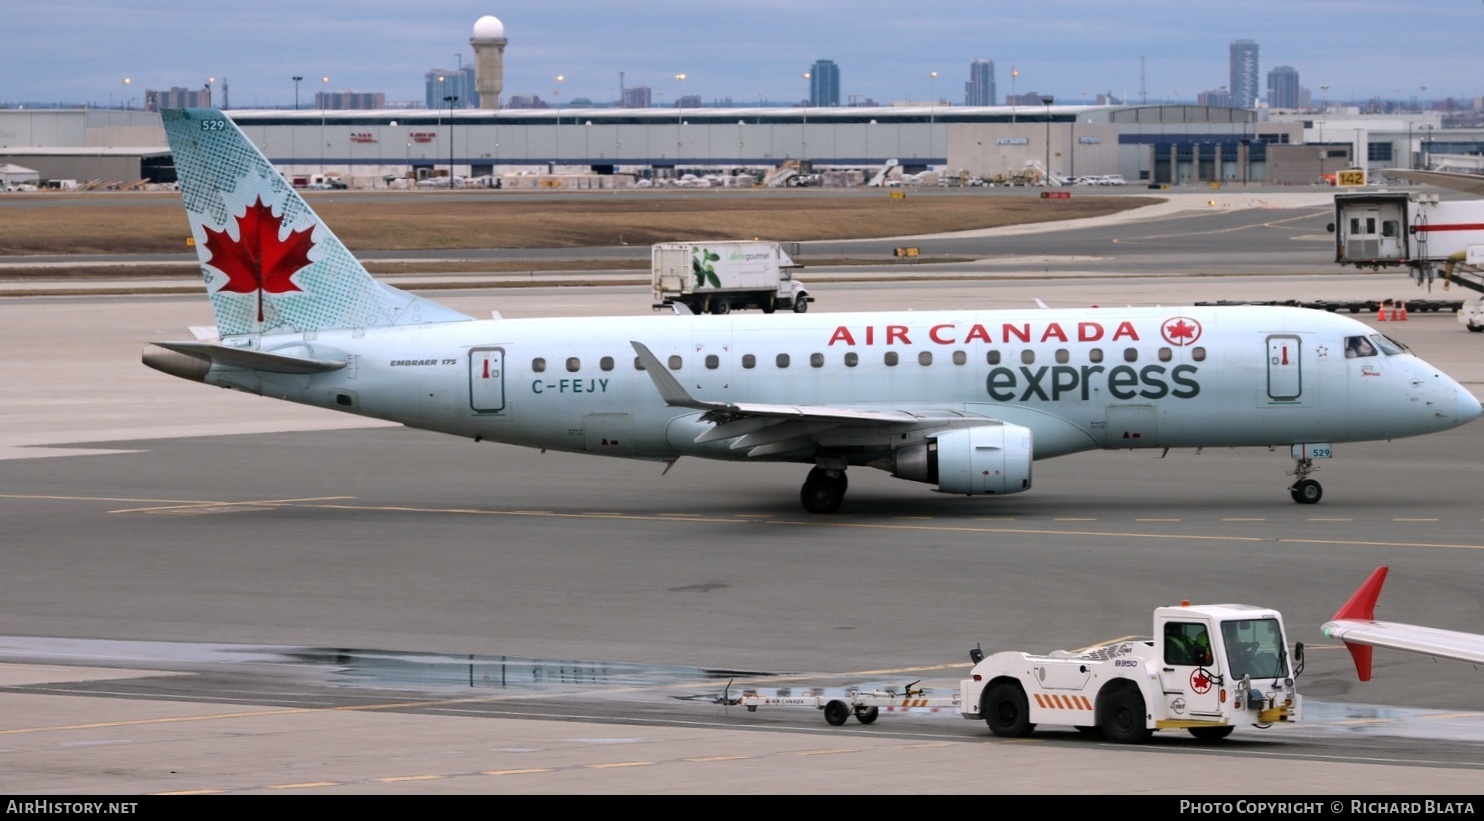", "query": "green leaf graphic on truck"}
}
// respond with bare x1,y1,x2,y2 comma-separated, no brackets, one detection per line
692,247,721,288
